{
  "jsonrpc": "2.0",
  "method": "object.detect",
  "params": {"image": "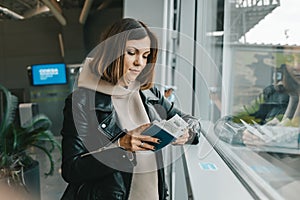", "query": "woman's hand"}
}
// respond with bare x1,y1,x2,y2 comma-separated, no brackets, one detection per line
119,123,160,152
172,129,189,145
242,130,264,146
